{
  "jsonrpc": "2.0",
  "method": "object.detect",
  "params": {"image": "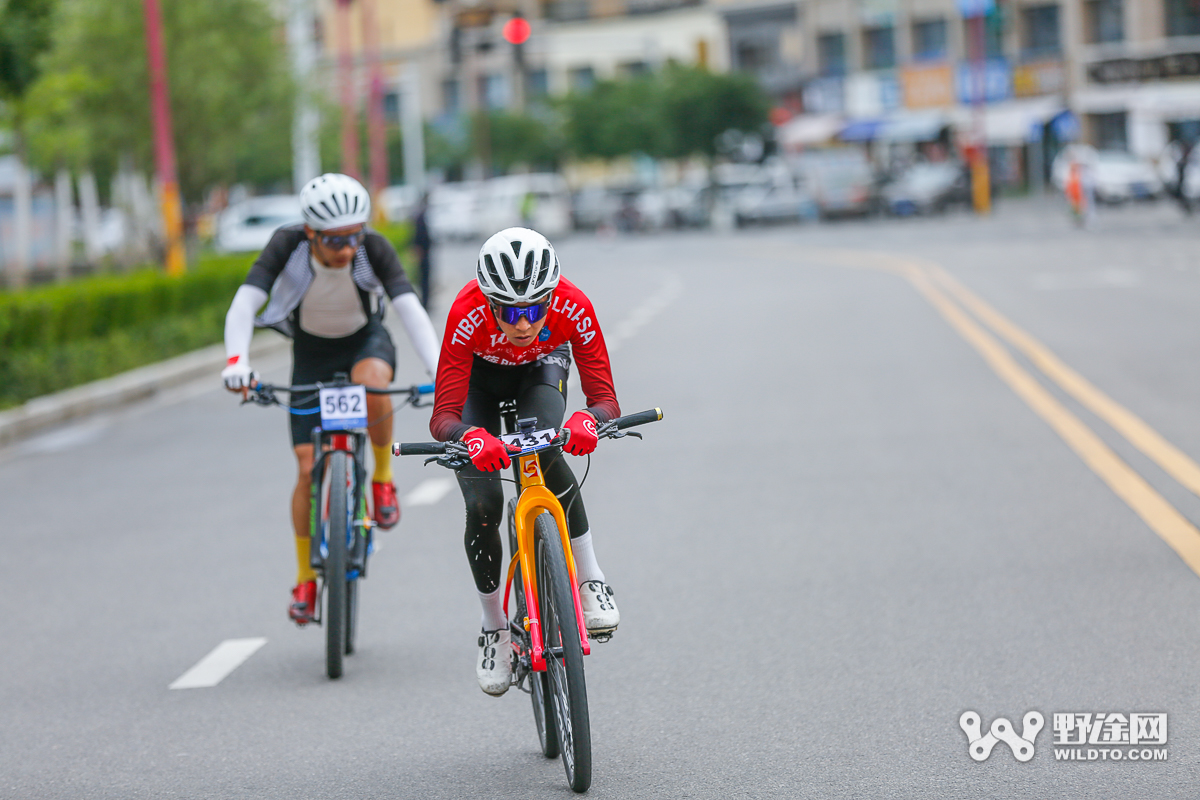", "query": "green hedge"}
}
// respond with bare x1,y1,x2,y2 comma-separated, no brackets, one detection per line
0,222,414,410
0,254,255,351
